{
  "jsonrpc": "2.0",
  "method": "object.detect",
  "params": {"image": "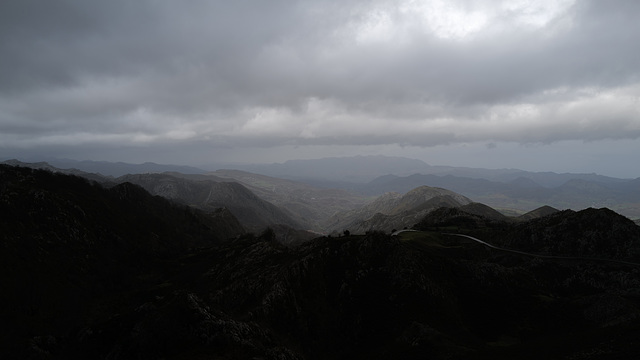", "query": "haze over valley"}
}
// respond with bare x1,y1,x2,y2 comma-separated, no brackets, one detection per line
3,0,640,358
3,158,640,359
